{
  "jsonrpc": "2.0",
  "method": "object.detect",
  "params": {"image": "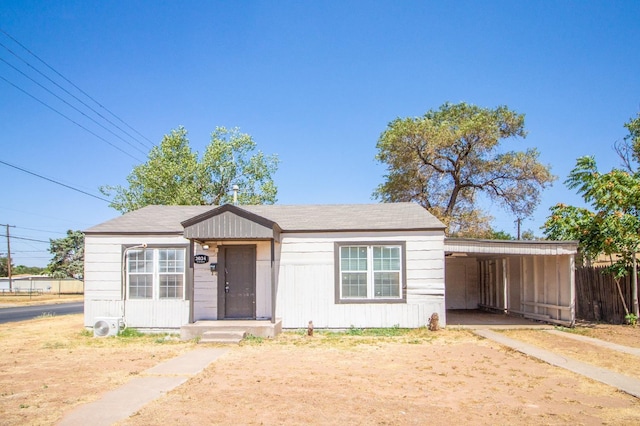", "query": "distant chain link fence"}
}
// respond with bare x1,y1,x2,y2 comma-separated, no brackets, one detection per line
0,277,84,295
